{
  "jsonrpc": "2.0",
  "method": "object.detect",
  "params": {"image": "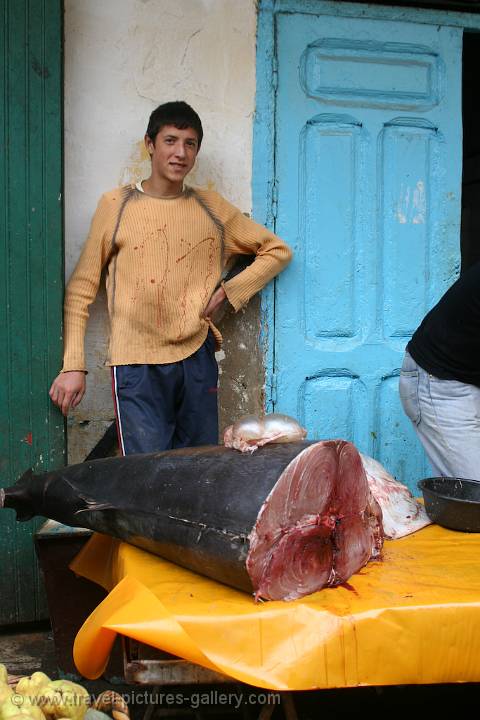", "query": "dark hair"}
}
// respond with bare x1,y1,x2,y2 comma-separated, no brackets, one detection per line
146,101,203,148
